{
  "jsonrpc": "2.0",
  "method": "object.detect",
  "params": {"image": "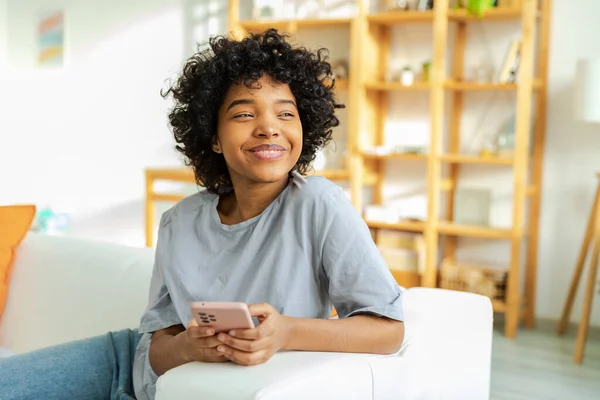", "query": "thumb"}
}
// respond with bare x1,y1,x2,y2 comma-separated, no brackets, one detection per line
248,303,275,317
